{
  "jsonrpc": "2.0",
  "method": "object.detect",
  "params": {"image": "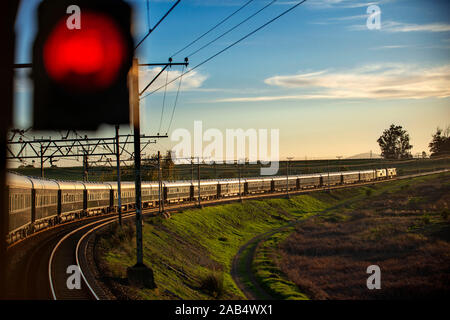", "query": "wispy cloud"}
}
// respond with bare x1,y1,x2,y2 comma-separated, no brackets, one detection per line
307,0,388,9
349,20,450,32
211,63,450,102
370,45,410,50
